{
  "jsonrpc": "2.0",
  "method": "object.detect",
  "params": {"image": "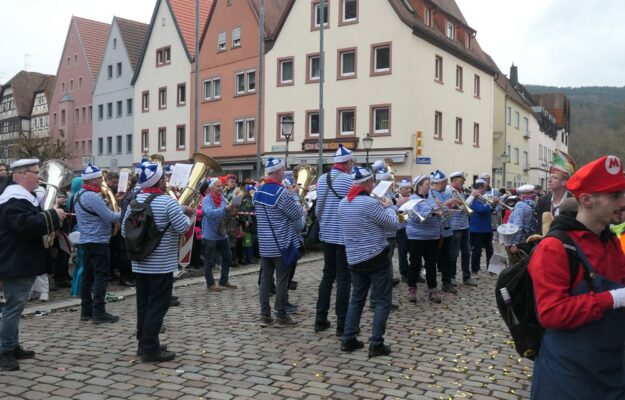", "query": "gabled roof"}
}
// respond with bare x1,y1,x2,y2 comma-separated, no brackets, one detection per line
34,75,55,104
73,16,111,80
115,17,149,71
248,0,292,39
531,93,568,110
428,0,468,26
2,71,54,117
494,68,535,114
